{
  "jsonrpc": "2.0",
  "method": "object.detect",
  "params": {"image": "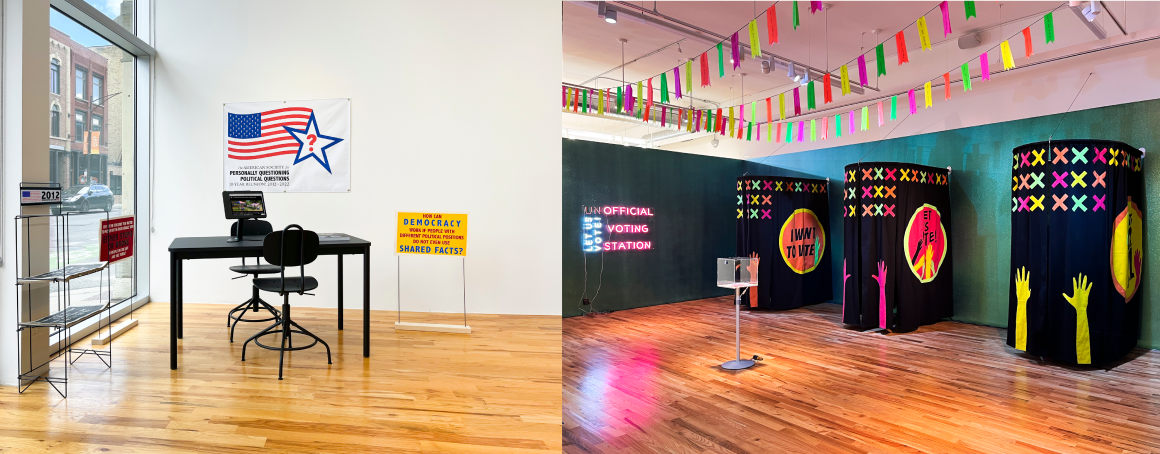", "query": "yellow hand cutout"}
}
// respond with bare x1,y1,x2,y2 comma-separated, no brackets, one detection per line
1062,273,1093,364
1014,267,1030,351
